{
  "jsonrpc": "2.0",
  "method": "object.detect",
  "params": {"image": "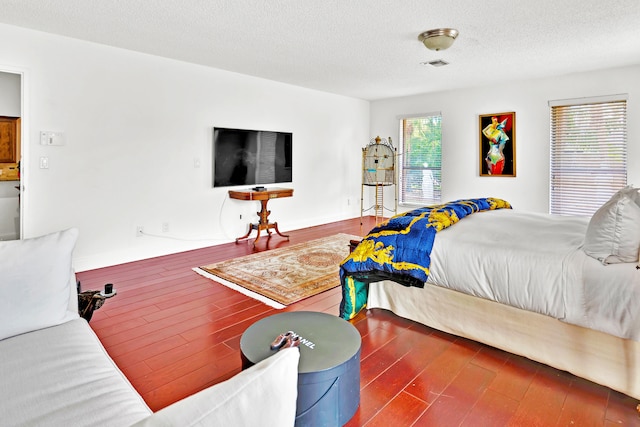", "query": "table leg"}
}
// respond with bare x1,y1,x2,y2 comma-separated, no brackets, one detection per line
272,222,289,239
235,228,251,243
258,200,270,225
235,198,288,245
